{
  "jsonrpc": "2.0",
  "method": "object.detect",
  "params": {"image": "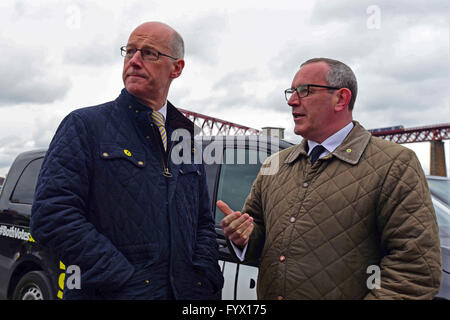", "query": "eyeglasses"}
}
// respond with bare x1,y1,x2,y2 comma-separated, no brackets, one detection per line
120,46,177,61
284,84,341,101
